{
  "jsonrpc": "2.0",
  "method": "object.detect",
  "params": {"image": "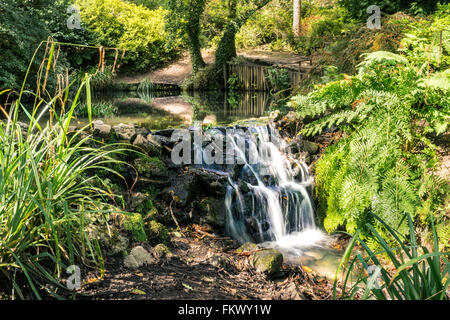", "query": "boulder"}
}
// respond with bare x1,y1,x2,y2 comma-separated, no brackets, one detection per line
300,140,319,155
237,242,259,253
251,249,283,275
134,157,168,179
196,198,227,228
124,246,156,269
92,120,112,138
113,123,135,141
132,134,162,157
